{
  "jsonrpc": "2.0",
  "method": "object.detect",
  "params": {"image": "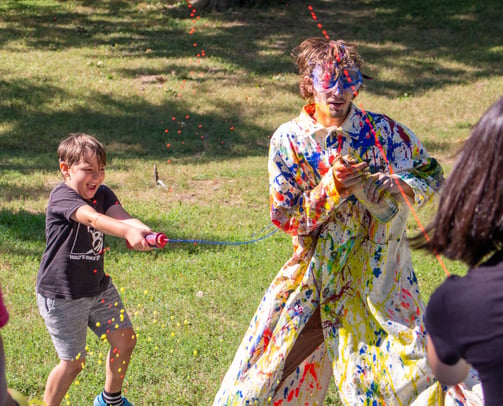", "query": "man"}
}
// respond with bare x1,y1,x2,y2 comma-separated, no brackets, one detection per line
214,38,480,405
